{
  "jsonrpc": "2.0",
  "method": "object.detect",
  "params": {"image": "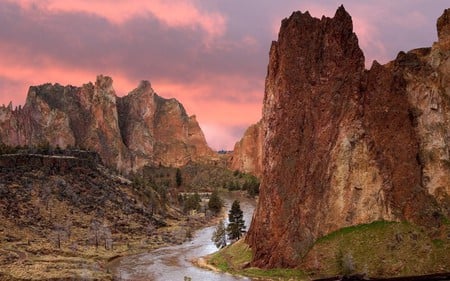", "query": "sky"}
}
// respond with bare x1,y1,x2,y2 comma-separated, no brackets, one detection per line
0,1,448,150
